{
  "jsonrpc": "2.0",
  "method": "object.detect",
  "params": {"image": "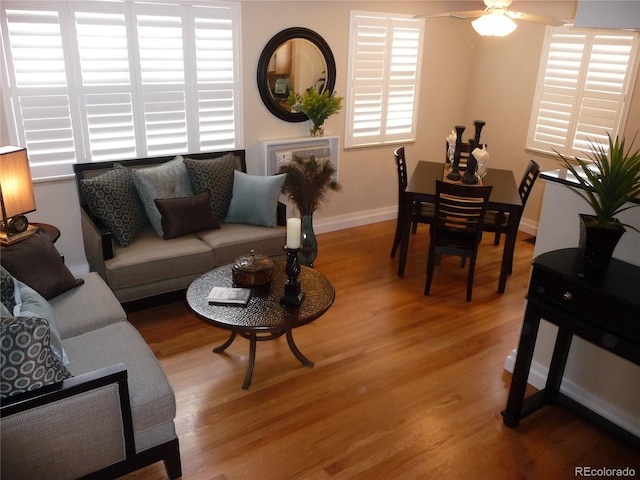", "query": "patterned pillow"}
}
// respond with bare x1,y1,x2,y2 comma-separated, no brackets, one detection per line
132,156,194,237
1,266,16,311
184,153,236,221
81,163,149,247
0,316,72,398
